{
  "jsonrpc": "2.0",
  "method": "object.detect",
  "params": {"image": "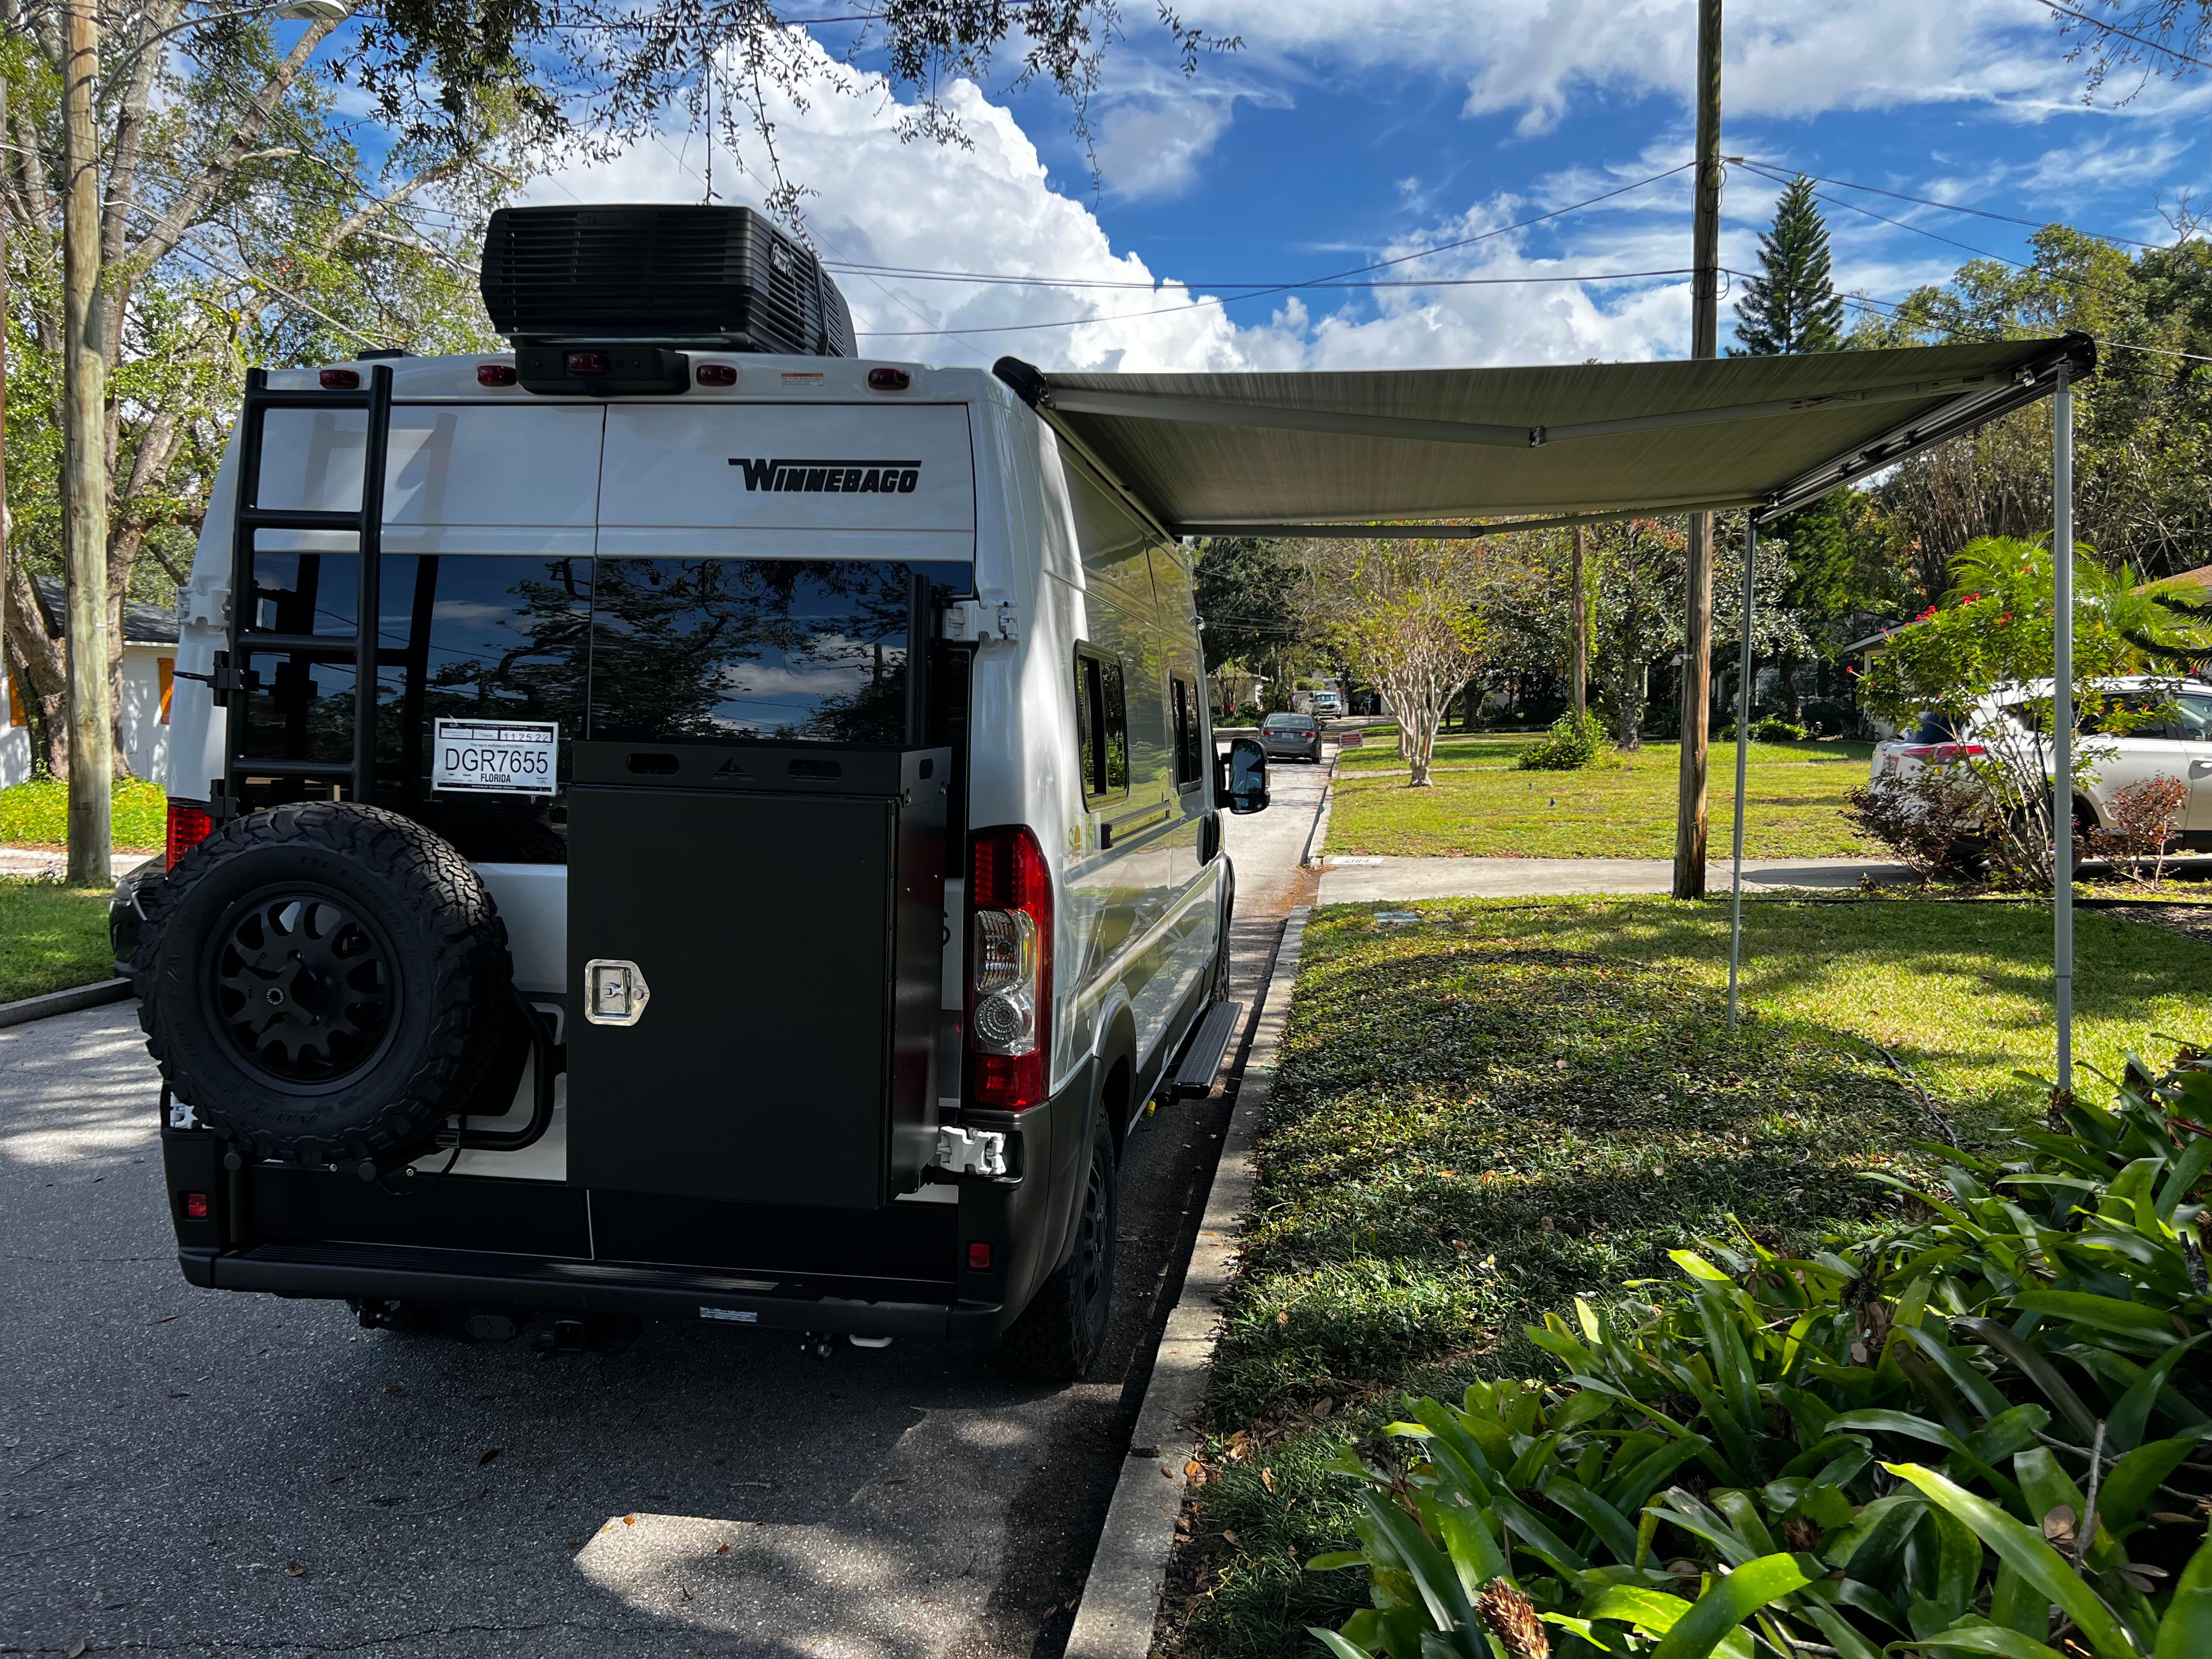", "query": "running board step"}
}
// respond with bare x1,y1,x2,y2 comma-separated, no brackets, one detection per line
1171,1001,1243,1099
